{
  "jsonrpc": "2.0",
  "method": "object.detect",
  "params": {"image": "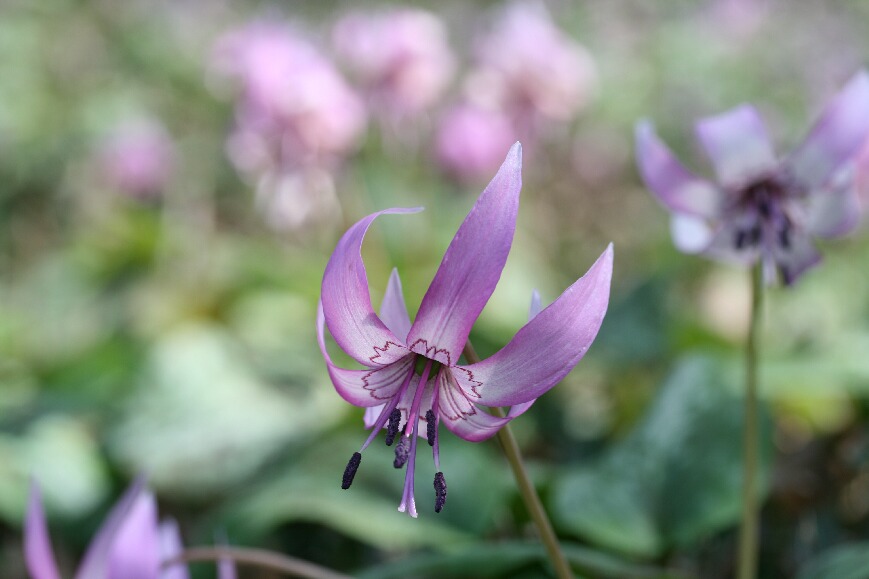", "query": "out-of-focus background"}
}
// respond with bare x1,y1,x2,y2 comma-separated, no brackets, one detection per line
3,0,869,577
